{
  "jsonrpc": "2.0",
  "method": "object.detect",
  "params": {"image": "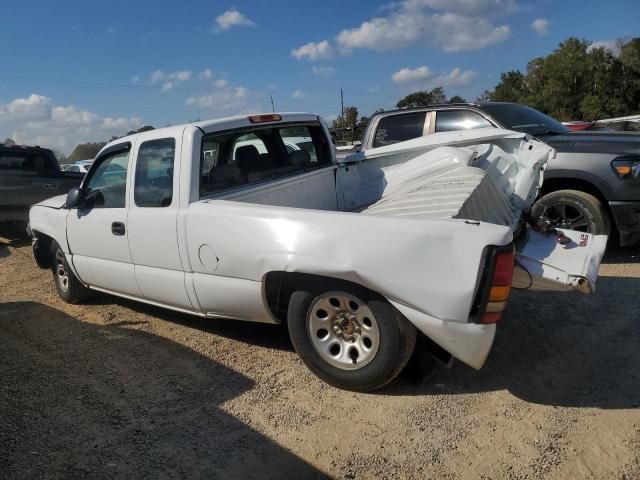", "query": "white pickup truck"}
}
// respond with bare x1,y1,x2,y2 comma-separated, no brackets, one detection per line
28,112,606,391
